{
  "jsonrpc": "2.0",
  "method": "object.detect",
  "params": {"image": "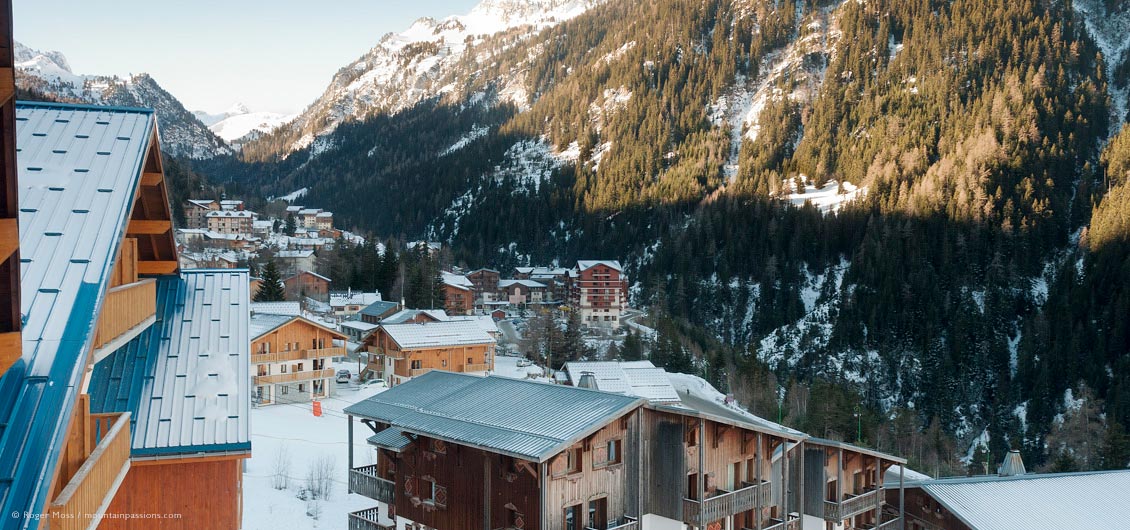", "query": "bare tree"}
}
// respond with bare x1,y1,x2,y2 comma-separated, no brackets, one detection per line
271,444,291,490
305,454,336,500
